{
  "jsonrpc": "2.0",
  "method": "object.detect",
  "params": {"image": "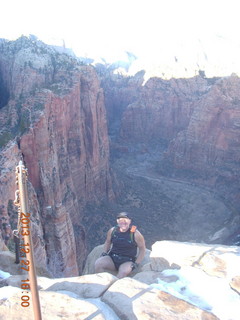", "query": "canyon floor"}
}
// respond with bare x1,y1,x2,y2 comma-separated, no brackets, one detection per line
83,144,237,253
